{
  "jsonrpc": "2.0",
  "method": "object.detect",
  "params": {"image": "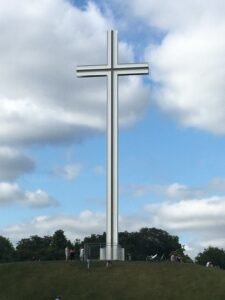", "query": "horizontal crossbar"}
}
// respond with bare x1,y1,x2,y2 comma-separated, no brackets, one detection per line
76,63,149,77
